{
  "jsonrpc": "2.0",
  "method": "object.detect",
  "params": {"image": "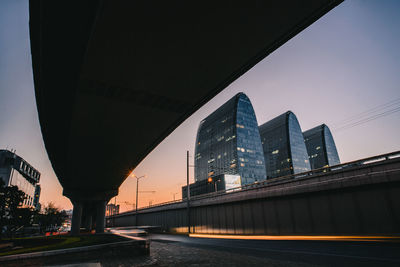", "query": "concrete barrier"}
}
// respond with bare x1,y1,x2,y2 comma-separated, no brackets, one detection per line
108,158,400,236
